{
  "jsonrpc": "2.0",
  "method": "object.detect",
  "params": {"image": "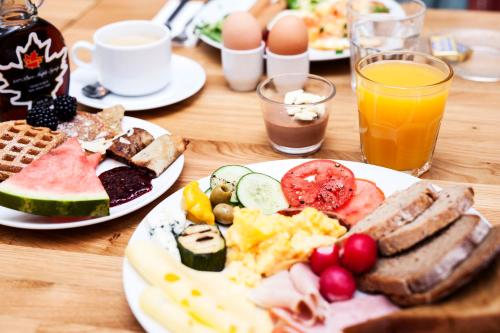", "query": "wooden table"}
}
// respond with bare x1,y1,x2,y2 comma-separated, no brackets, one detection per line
1,1,499,331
